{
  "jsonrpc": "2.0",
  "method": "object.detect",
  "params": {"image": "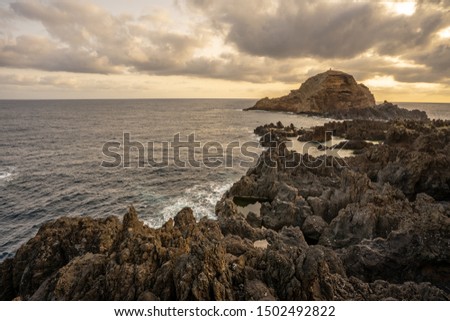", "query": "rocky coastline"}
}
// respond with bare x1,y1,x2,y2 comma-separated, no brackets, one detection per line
1,118,449,301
